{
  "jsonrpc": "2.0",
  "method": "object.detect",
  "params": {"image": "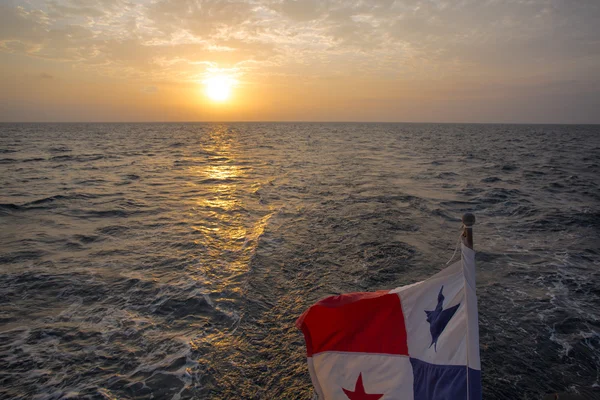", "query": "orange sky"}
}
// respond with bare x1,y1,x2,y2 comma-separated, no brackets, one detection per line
1,0,599,123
